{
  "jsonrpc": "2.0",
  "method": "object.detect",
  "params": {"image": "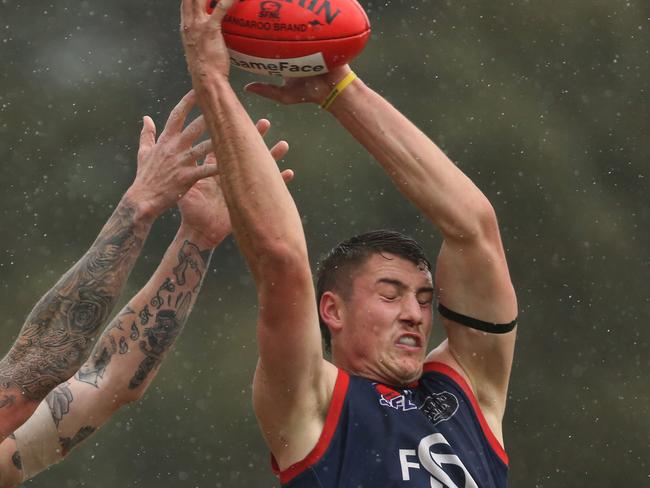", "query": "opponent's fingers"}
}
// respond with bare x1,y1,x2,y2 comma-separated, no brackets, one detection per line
255,119,271,138
181,115,207,147
187,163,219,183
245,82,293,104
185,139,214,164
160,90,197,141
280,169,295,184
138,116,157,159
270,140,289,161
